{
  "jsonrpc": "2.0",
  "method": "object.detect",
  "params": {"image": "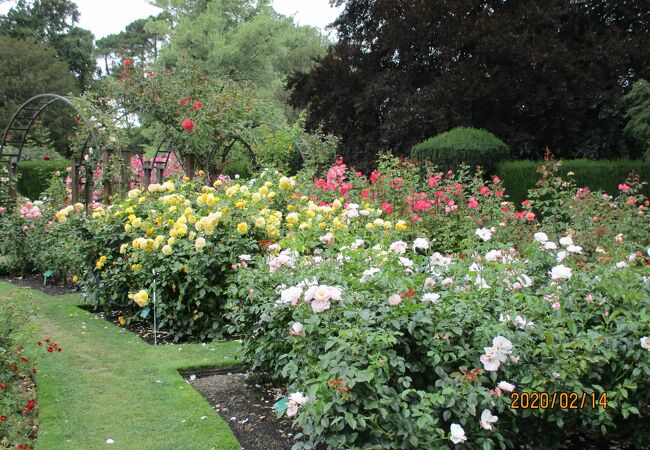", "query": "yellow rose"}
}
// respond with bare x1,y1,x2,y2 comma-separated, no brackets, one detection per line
286,212,299,224
72,275,78,283
162,244,173,256
237,222,248,234
129,290,148,307
254,217,266,228
119,244,128,254
395,220,408,231
194,237,206,251
279,176,293,190
259,186,269,195
131,264,142,271
167,237,176,246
